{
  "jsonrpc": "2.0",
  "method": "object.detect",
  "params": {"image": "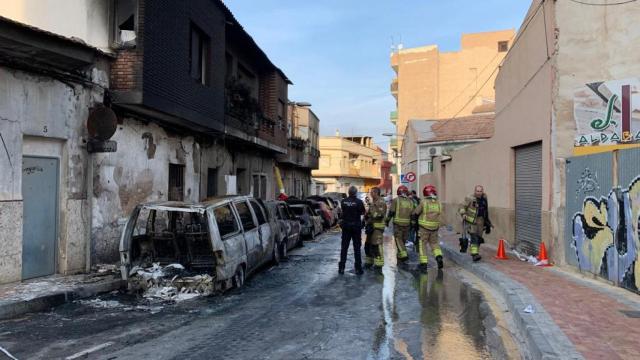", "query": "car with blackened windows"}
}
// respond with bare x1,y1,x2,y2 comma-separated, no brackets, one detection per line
119,196,279,291
288,202,323,239
265,200,302,259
